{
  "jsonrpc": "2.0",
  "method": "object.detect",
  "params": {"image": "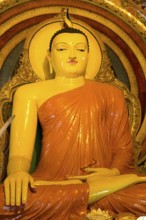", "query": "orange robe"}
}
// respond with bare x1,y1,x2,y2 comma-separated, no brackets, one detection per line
34,80,134,179
0,80,146,219
0,184,89,219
